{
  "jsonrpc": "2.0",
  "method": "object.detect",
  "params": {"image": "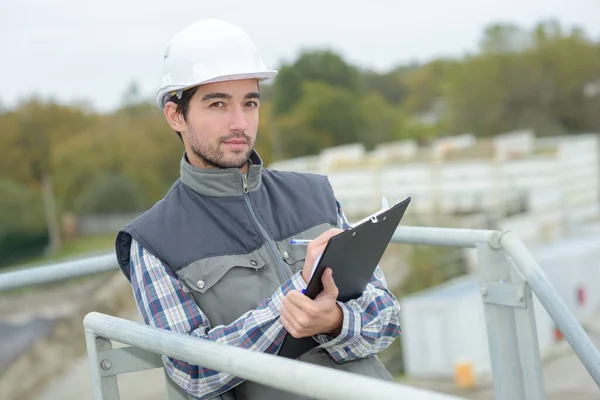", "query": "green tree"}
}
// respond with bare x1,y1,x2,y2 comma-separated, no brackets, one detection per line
0,180,45,236
278,81,366,158
442,21,600,136
0,180,47,265
479,23,531,54
73,174,145,215
359,92,405,149
255,101,278,165
273,50,363,116
53,105,180,213
401,59,457,118
6,98,97,254
363,67,412,105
